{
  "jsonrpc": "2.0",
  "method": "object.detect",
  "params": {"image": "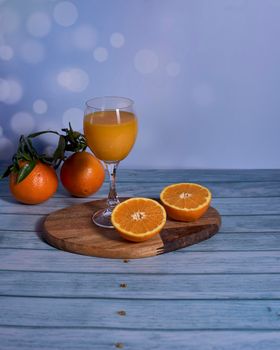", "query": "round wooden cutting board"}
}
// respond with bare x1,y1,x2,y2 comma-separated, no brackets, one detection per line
43,198,221,259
